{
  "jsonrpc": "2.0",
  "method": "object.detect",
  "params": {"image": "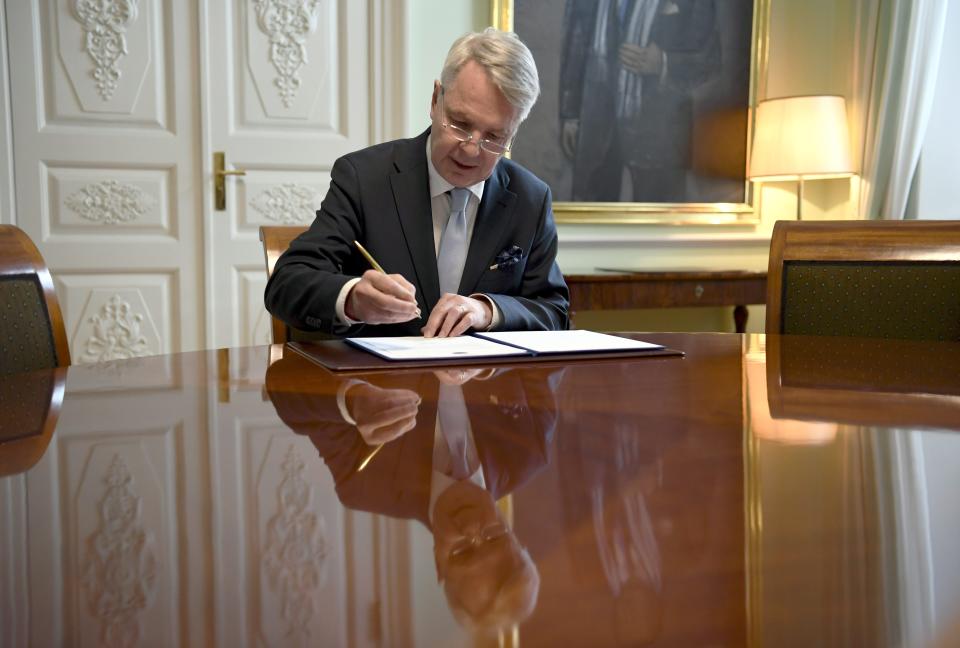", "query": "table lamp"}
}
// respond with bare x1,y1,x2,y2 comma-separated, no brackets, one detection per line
749,95,854,219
